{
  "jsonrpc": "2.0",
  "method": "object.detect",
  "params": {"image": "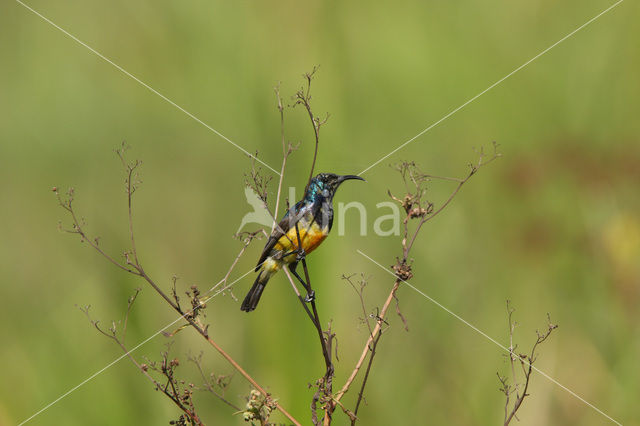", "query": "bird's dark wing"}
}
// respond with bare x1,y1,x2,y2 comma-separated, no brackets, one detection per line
255,201,306,271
